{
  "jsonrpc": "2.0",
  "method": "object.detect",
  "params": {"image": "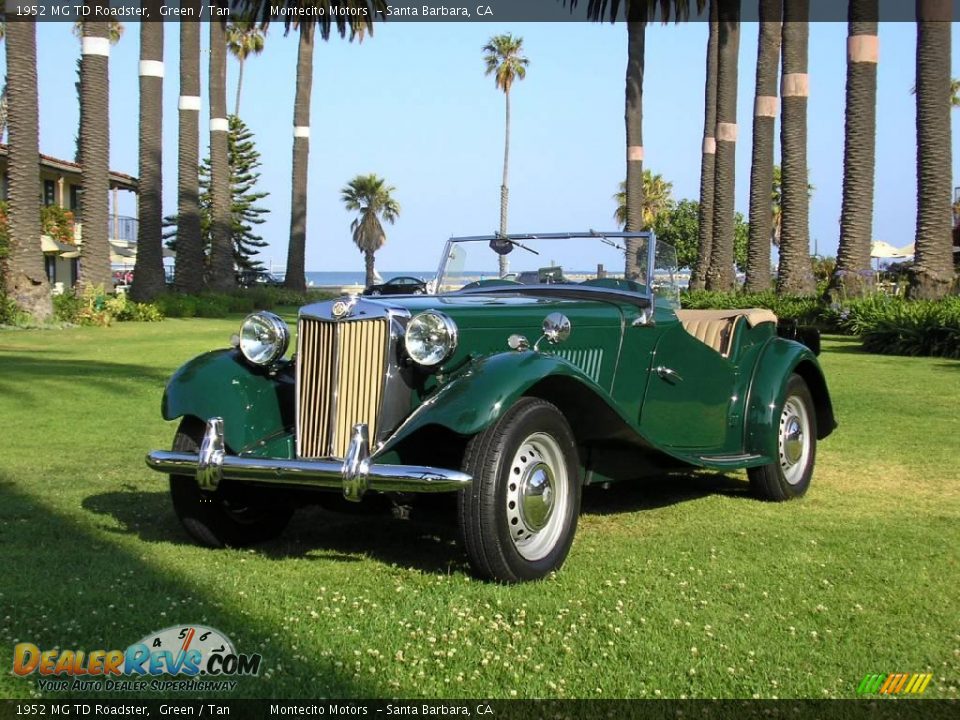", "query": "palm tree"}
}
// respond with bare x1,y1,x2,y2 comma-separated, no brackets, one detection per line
208,18,235,292
0,22,7,143
482,33,529,278
744,0,782,293
226,17,266,117
77,16,113,292
777,0,814,295
175,12,204,294
284,21,314,294
909,1,954,299
614,170,674,229
570,1,705,281
705,0,740,291
3,19,52,321
130,11,165,302
829,0,878,299
690,1,718,291
341,174,400,288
